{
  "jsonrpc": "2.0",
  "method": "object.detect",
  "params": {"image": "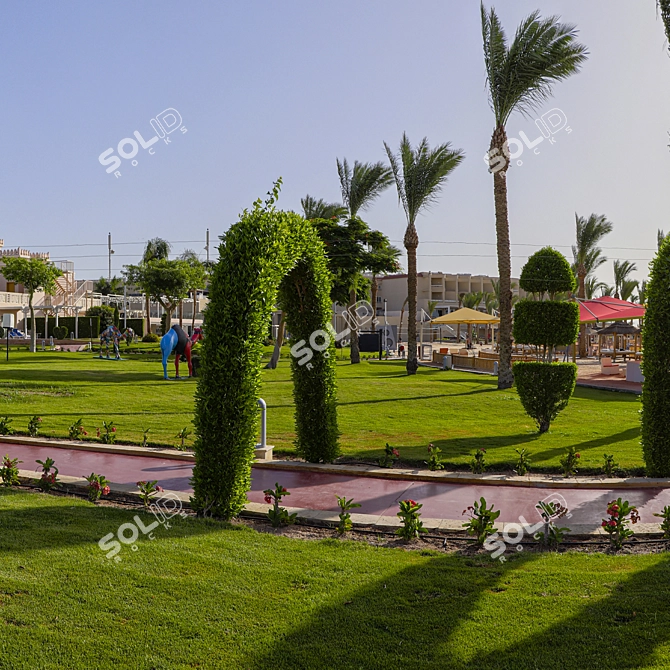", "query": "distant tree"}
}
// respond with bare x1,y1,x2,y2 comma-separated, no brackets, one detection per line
87,305,115,332
585,276,607,300
301,195,347,221
385,133,464,374
613,260,638,300
179,250,208,331
138,238,172,335
94,275,123,296
2,257,62,353
364,230,401,318
658,229,667,250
